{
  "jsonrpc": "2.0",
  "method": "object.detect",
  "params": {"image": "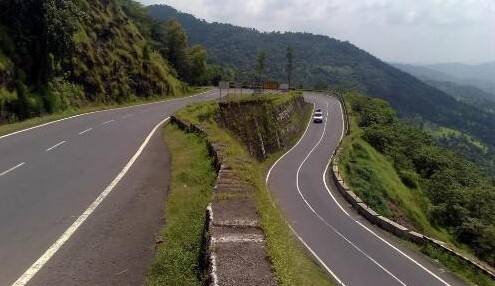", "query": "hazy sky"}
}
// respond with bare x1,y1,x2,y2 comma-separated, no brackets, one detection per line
139,0,495,64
